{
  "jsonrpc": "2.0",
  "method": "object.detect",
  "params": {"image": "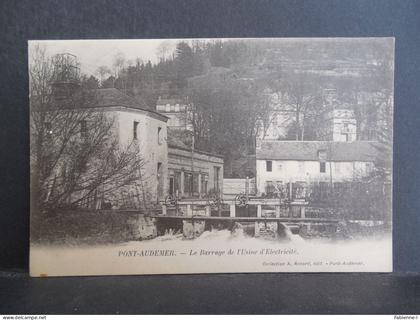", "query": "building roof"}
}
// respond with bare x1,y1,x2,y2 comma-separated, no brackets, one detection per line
94,88,147,109
168,143,224,160
156,98,185,106
256,140,379,162
89,88,168,121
